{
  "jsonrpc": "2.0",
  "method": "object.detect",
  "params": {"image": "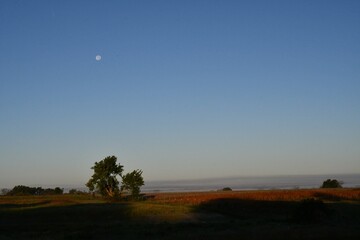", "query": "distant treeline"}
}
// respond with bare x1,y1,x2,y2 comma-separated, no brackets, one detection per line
5,185,64,196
